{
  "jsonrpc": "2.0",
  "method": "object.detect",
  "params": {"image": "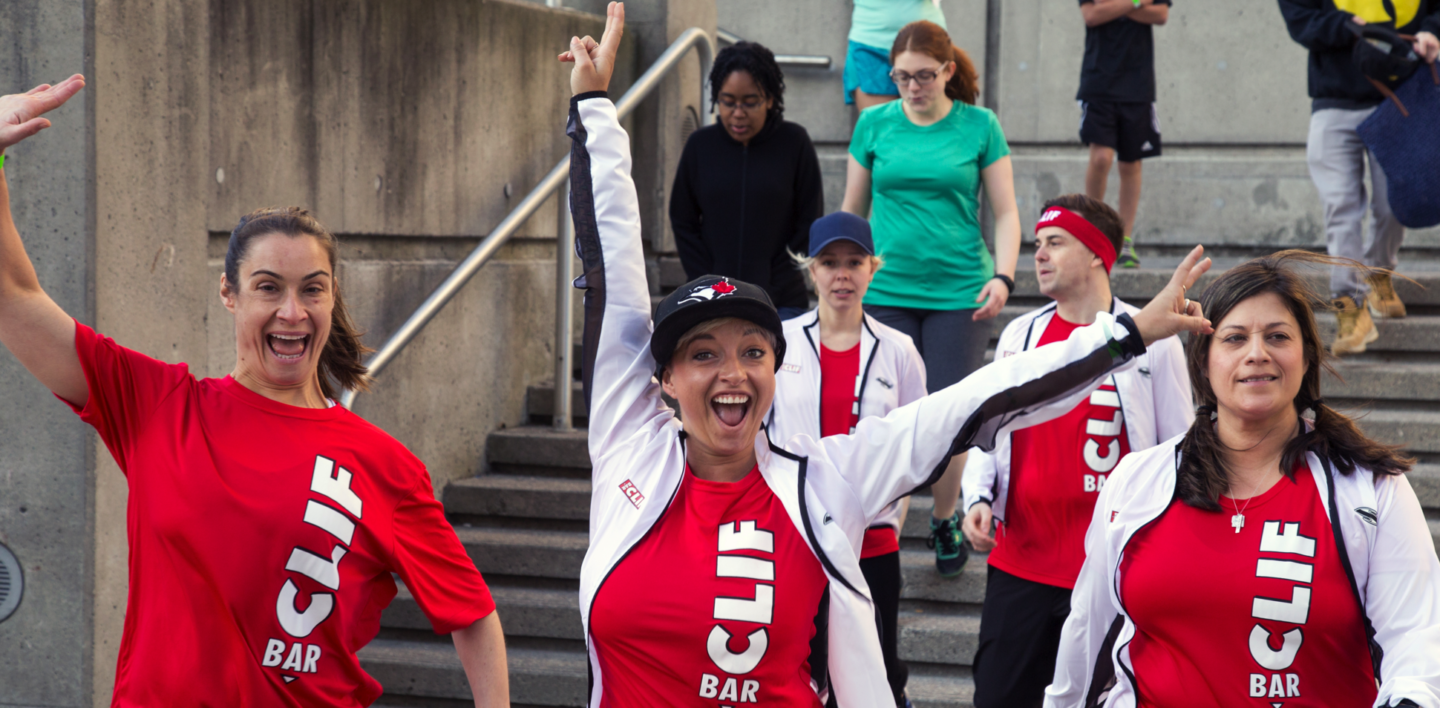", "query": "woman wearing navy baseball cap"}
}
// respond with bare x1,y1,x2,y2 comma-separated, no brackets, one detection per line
768,211,928,705
559,5,1214,705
